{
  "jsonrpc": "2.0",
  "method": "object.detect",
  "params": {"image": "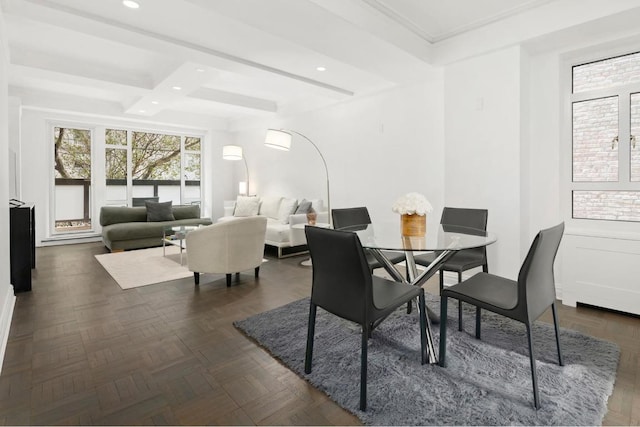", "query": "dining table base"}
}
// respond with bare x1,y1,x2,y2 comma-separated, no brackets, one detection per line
370,249,457,364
